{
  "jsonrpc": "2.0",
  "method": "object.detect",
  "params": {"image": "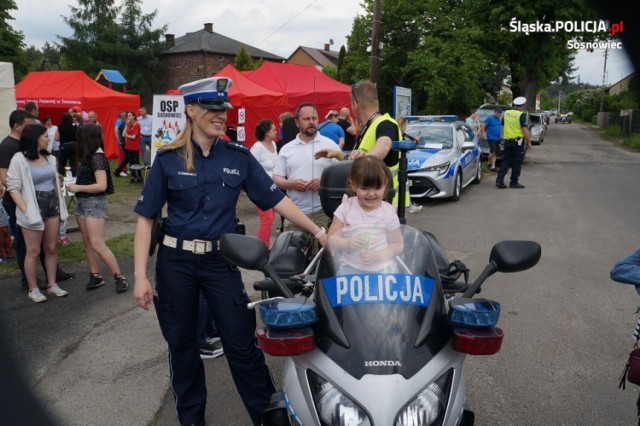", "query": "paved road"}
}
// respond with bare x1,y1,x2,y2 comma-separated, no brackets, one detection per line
2,122,639,425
